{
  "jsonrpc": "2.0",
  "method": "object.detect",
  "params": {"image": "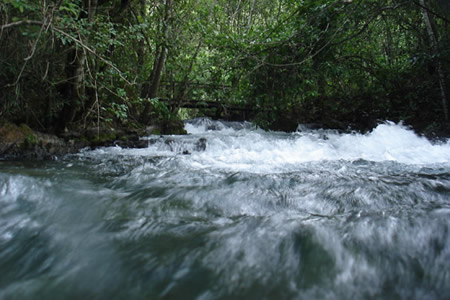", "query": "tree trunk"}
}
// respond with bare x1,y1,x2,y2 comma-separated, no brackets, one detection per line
149,47,168,100
420,0,449,121
141,46,161,98
140,0,172,123
246,0,256,32
57,0,97,131
135,0,147,98
173,38,203,112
